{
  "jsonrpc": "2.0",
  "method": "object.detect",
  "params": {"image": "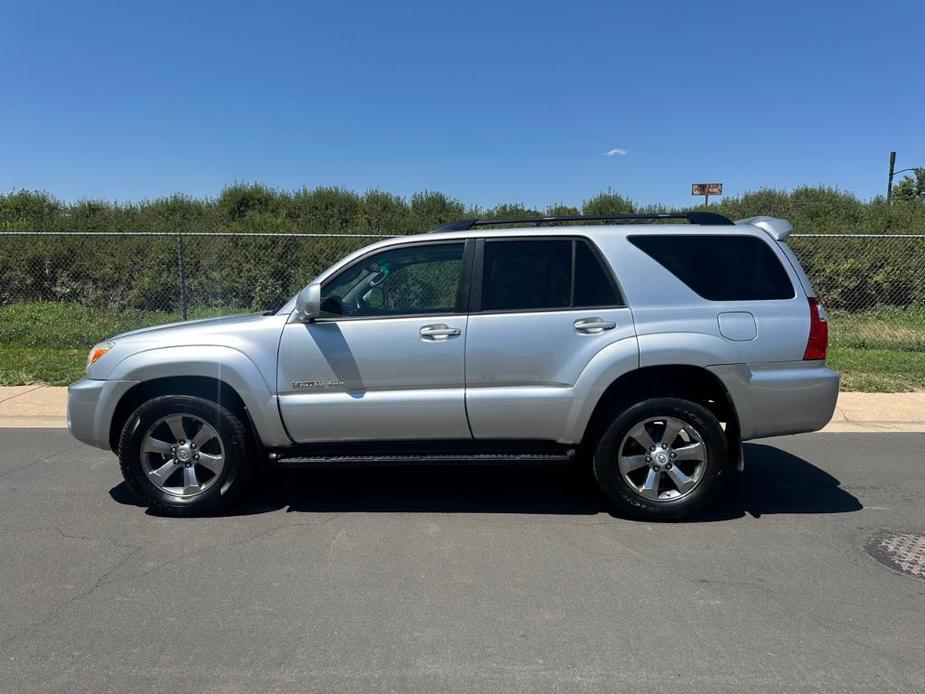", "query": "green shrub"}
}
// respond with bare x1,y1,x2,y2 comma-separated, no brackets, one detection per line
1,184,923,315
